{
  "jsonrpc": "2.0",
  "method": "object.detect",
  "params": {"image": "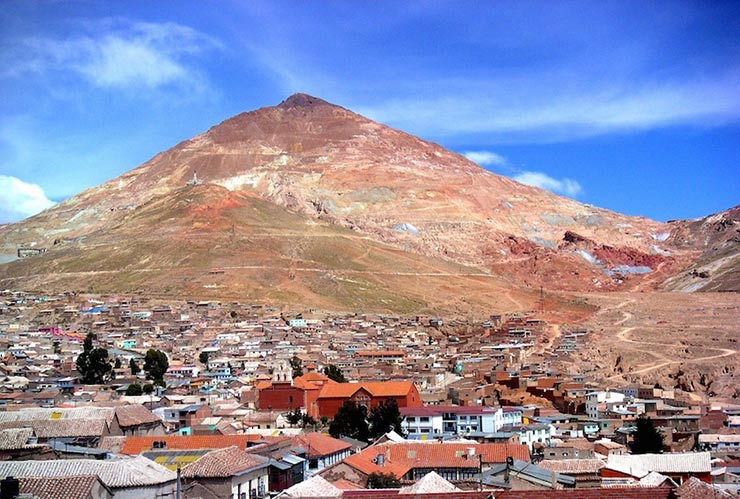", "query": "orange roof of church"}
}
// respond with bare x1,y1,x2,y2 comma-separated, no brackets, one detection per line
318,381,416,399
